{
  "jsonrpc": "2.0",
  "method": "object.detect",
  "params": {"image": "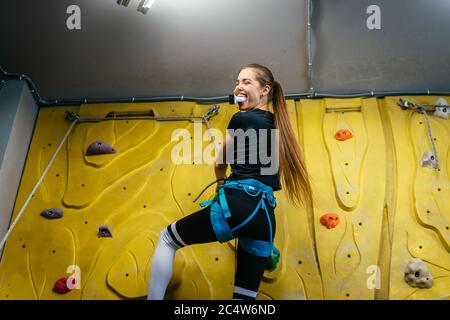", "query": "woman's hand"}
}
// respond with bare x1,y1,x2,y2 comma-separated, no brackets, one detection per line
214,129,232,180
214,163,227,182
